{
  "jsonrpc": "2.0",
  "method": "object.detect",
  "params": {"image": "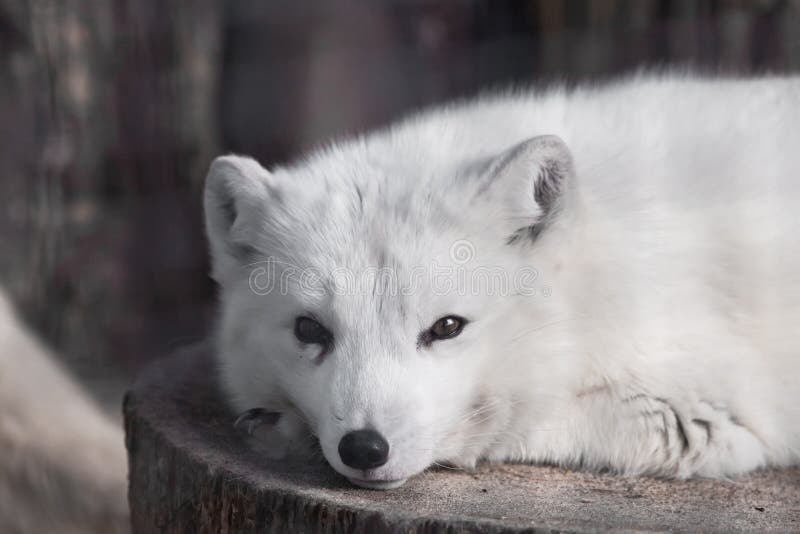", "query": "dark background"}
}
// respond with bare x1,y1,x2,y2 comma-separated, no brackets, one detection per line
1,0,798,413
